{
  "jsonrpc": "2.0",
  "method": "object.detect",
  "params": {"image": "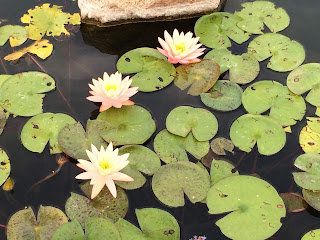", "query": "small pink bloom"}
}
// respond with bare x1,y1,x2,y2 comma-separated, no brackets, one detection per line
75,143,134,199
87,72,138,112
157,29,206,64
